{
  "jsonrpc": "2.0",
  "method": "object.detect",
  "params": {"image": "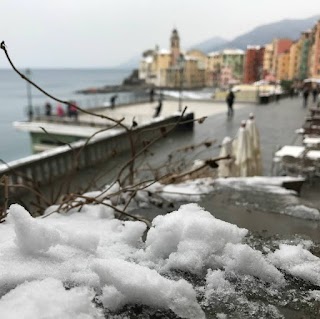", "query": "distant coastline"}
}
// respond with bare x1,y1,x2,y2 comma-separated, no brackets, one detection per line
75,83,151,94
